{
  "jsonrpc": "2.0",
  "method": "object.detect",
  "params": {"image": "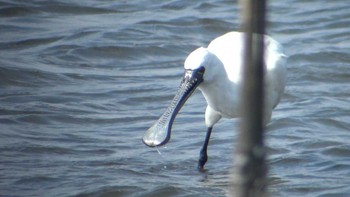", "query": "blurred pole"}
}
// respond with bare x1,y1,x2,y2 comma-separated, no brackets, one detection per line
232,0,267,197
